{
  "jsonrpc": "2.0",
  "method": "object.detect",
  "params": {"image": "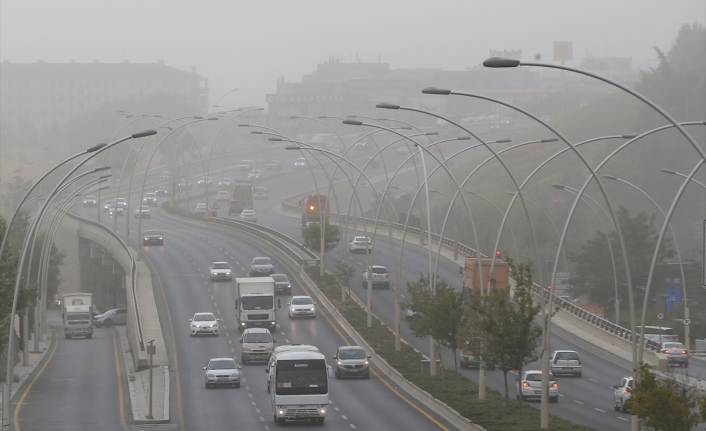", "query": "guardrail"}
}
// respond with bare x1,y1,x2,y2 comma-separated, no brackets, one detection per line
66,212,145,351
